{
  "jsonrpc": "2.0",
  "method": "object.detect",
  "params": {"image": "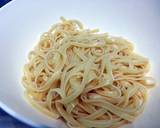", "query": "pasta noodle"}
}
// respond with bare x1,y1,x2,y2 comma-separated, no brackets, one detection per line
22,17,155,128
